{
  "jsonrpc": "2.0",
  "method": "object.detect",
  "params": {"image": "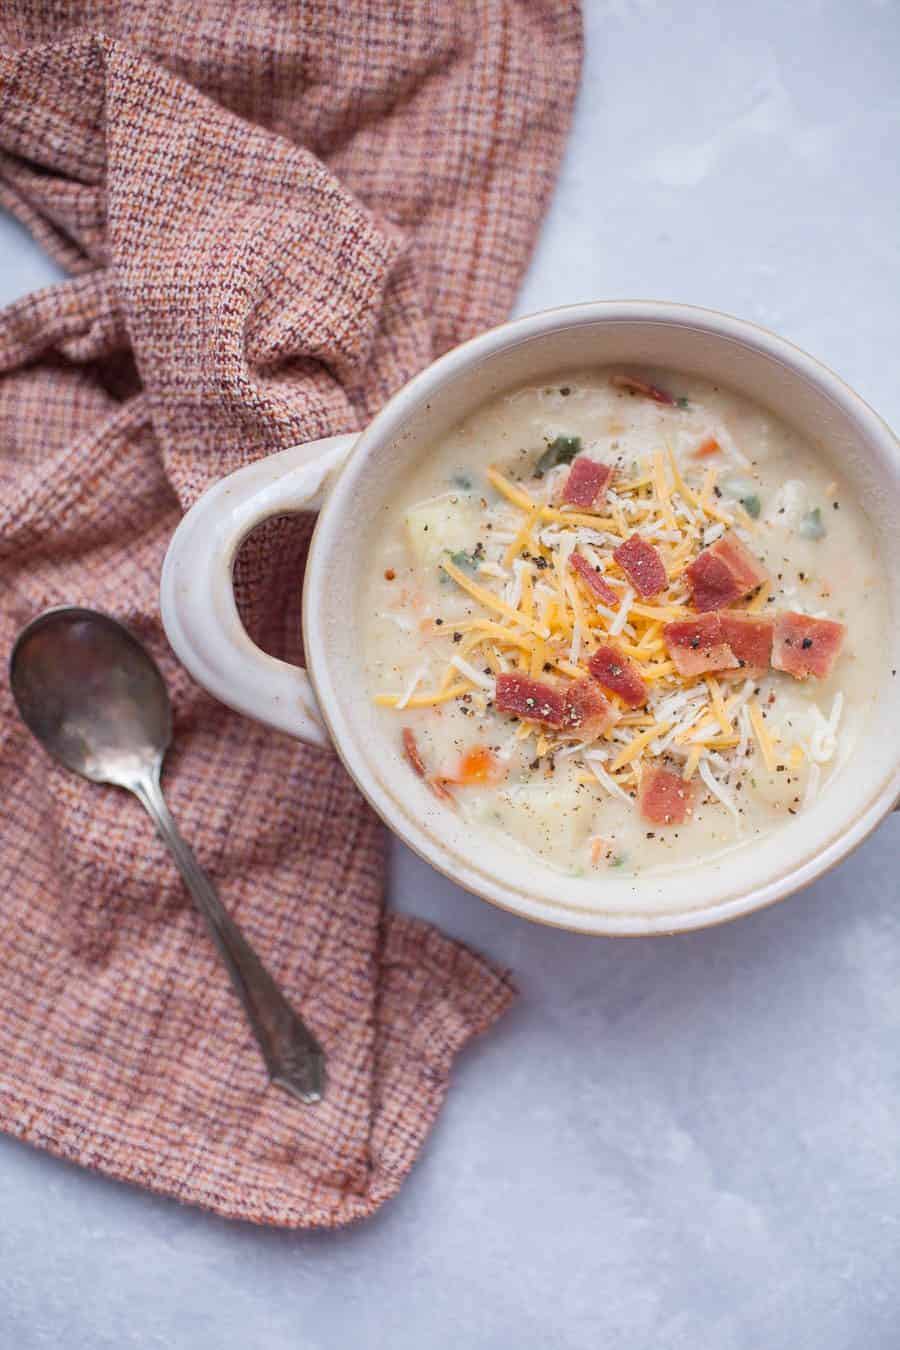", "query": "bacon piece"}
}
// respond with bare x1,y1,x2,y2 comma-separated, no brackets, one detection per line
403,728,457,802
639,766,696,826
771,612,846,680
611,373,676,406
403,728,456,802
686,549,741,611
663,613,739,677
588,643,648,708
403,727,427,777
718,611,774,674
428,776,456,803
562,458,613,509
687,531,768,611
495,672,565,727
715,533,769,591
612,533,667,598
562,679,613,740
570,552,619,607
